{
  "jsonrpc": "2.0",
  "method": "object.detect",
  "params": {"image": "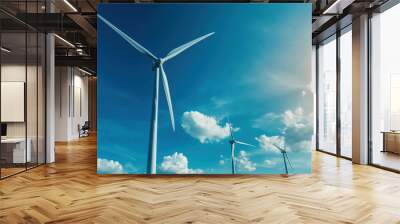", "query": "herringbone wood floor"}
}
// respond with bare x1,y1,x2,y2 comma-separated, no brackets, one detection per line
1,135,400,224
